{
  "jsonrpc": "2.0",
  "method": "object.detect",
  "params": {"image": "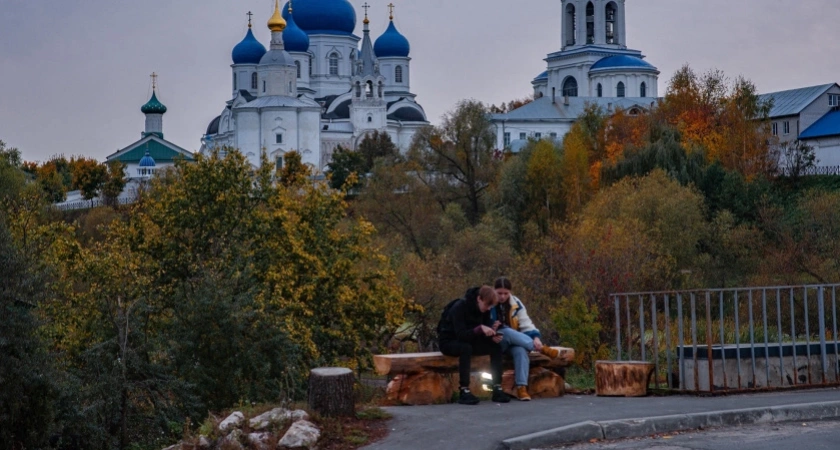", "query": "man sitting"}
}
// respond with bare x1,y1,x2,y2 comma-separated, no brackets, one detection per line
438,286,511,405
